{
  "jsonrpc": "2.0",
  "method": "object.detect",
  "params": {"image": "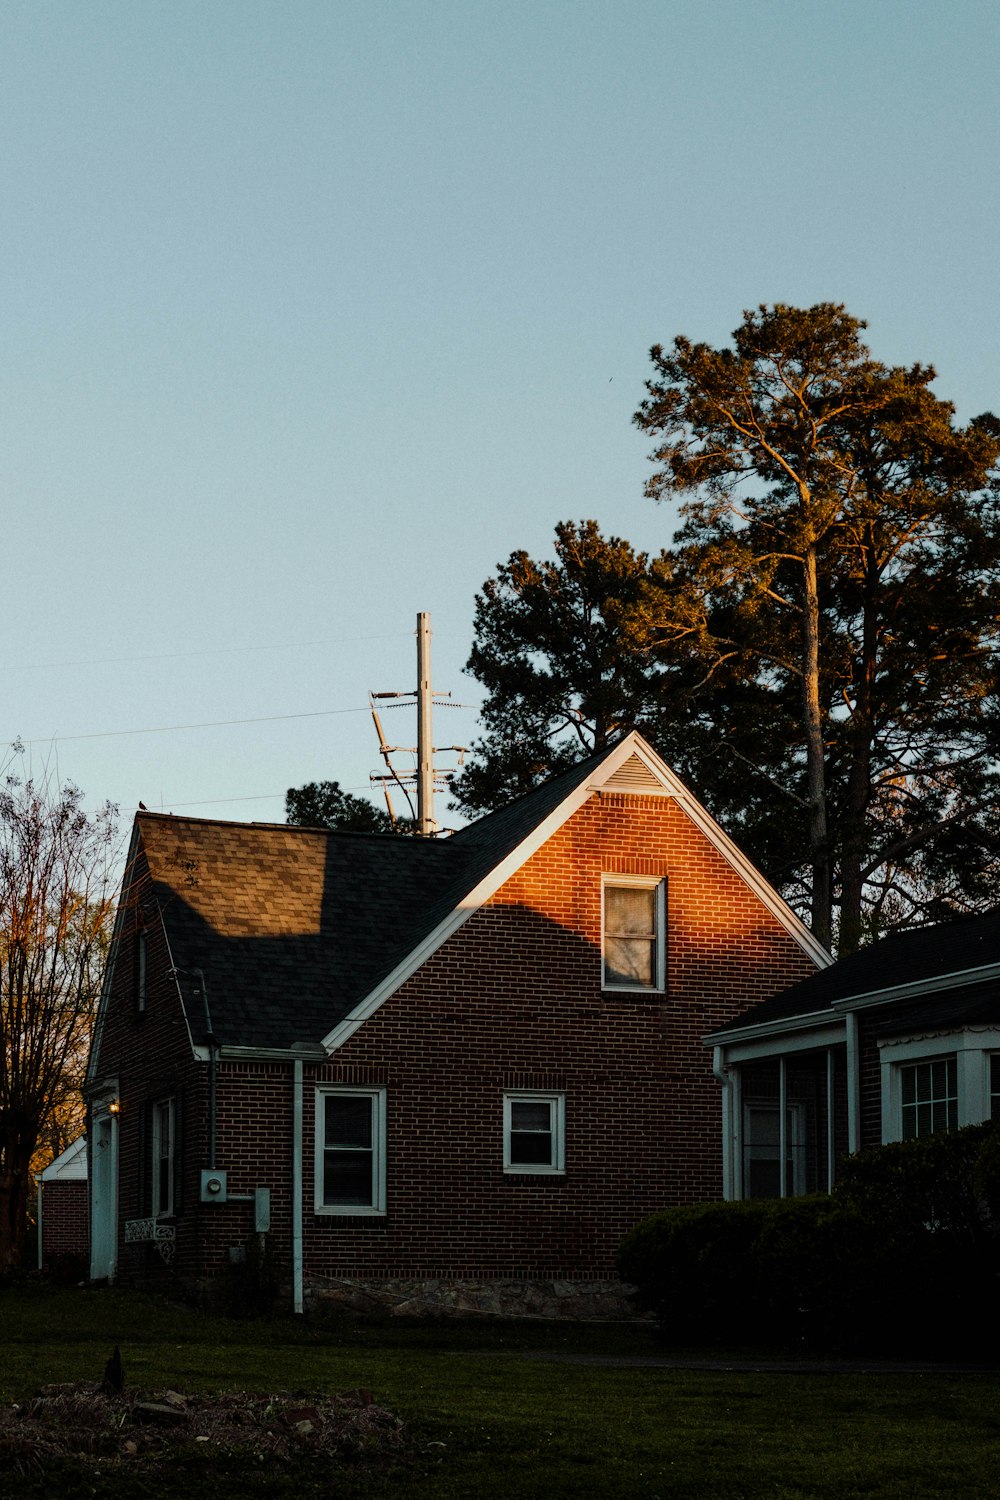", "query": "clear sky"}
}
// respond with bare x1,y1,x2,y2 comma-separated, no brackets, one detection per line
3,0,998,833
